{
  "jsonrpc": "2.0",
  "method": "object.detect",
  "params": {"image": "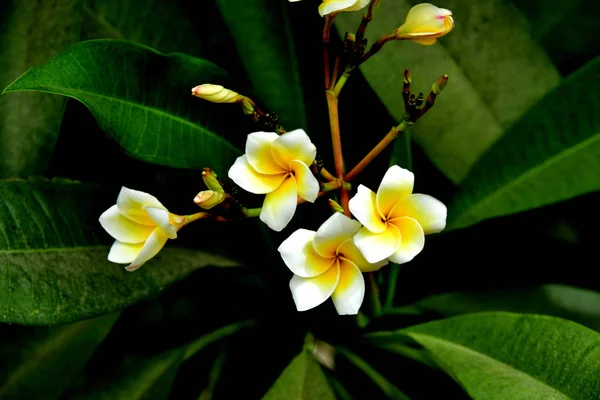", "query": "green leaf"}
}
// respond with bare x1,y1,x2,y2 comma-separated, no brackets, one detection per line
0,178,240,325
215,0,307,130
369,312,600,400
3,39,242,173
401,284,600,332
81,0,203,56
448,56,600,230
0,0,82,177
69,321,254,400
336,346,411,400
335,0,560,183
262,349,336,400
0,313,118,400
